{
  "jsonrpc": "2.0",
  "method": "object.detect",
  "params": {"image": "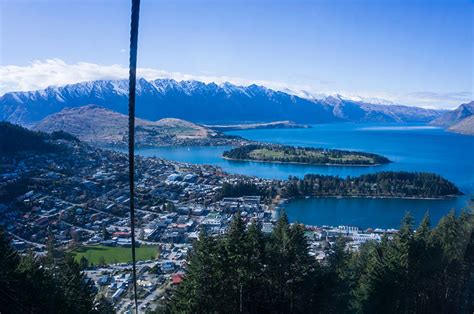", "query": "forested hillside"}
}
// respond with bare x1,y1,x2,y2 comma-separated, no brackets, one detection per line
0,122,77,155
